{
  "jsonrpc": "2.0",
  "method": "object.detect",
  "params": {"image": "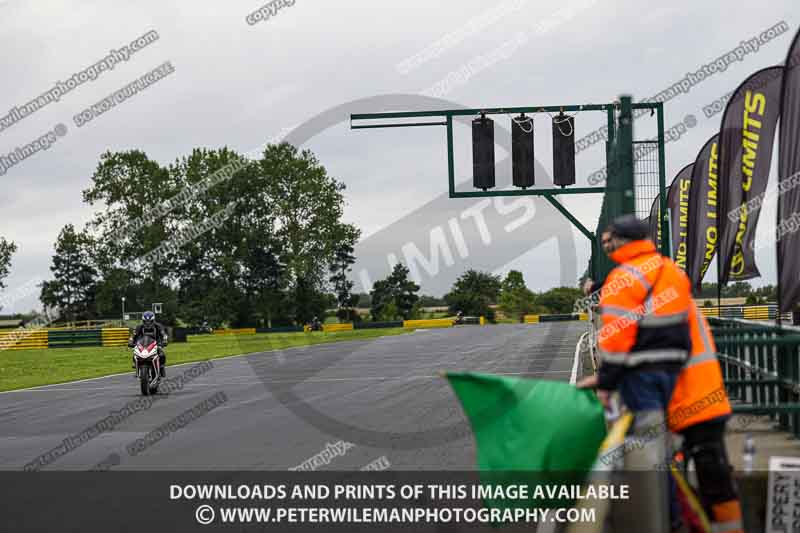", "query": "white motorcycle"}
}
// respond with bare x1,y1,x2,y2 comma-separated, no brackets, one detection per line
132,334,162,396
